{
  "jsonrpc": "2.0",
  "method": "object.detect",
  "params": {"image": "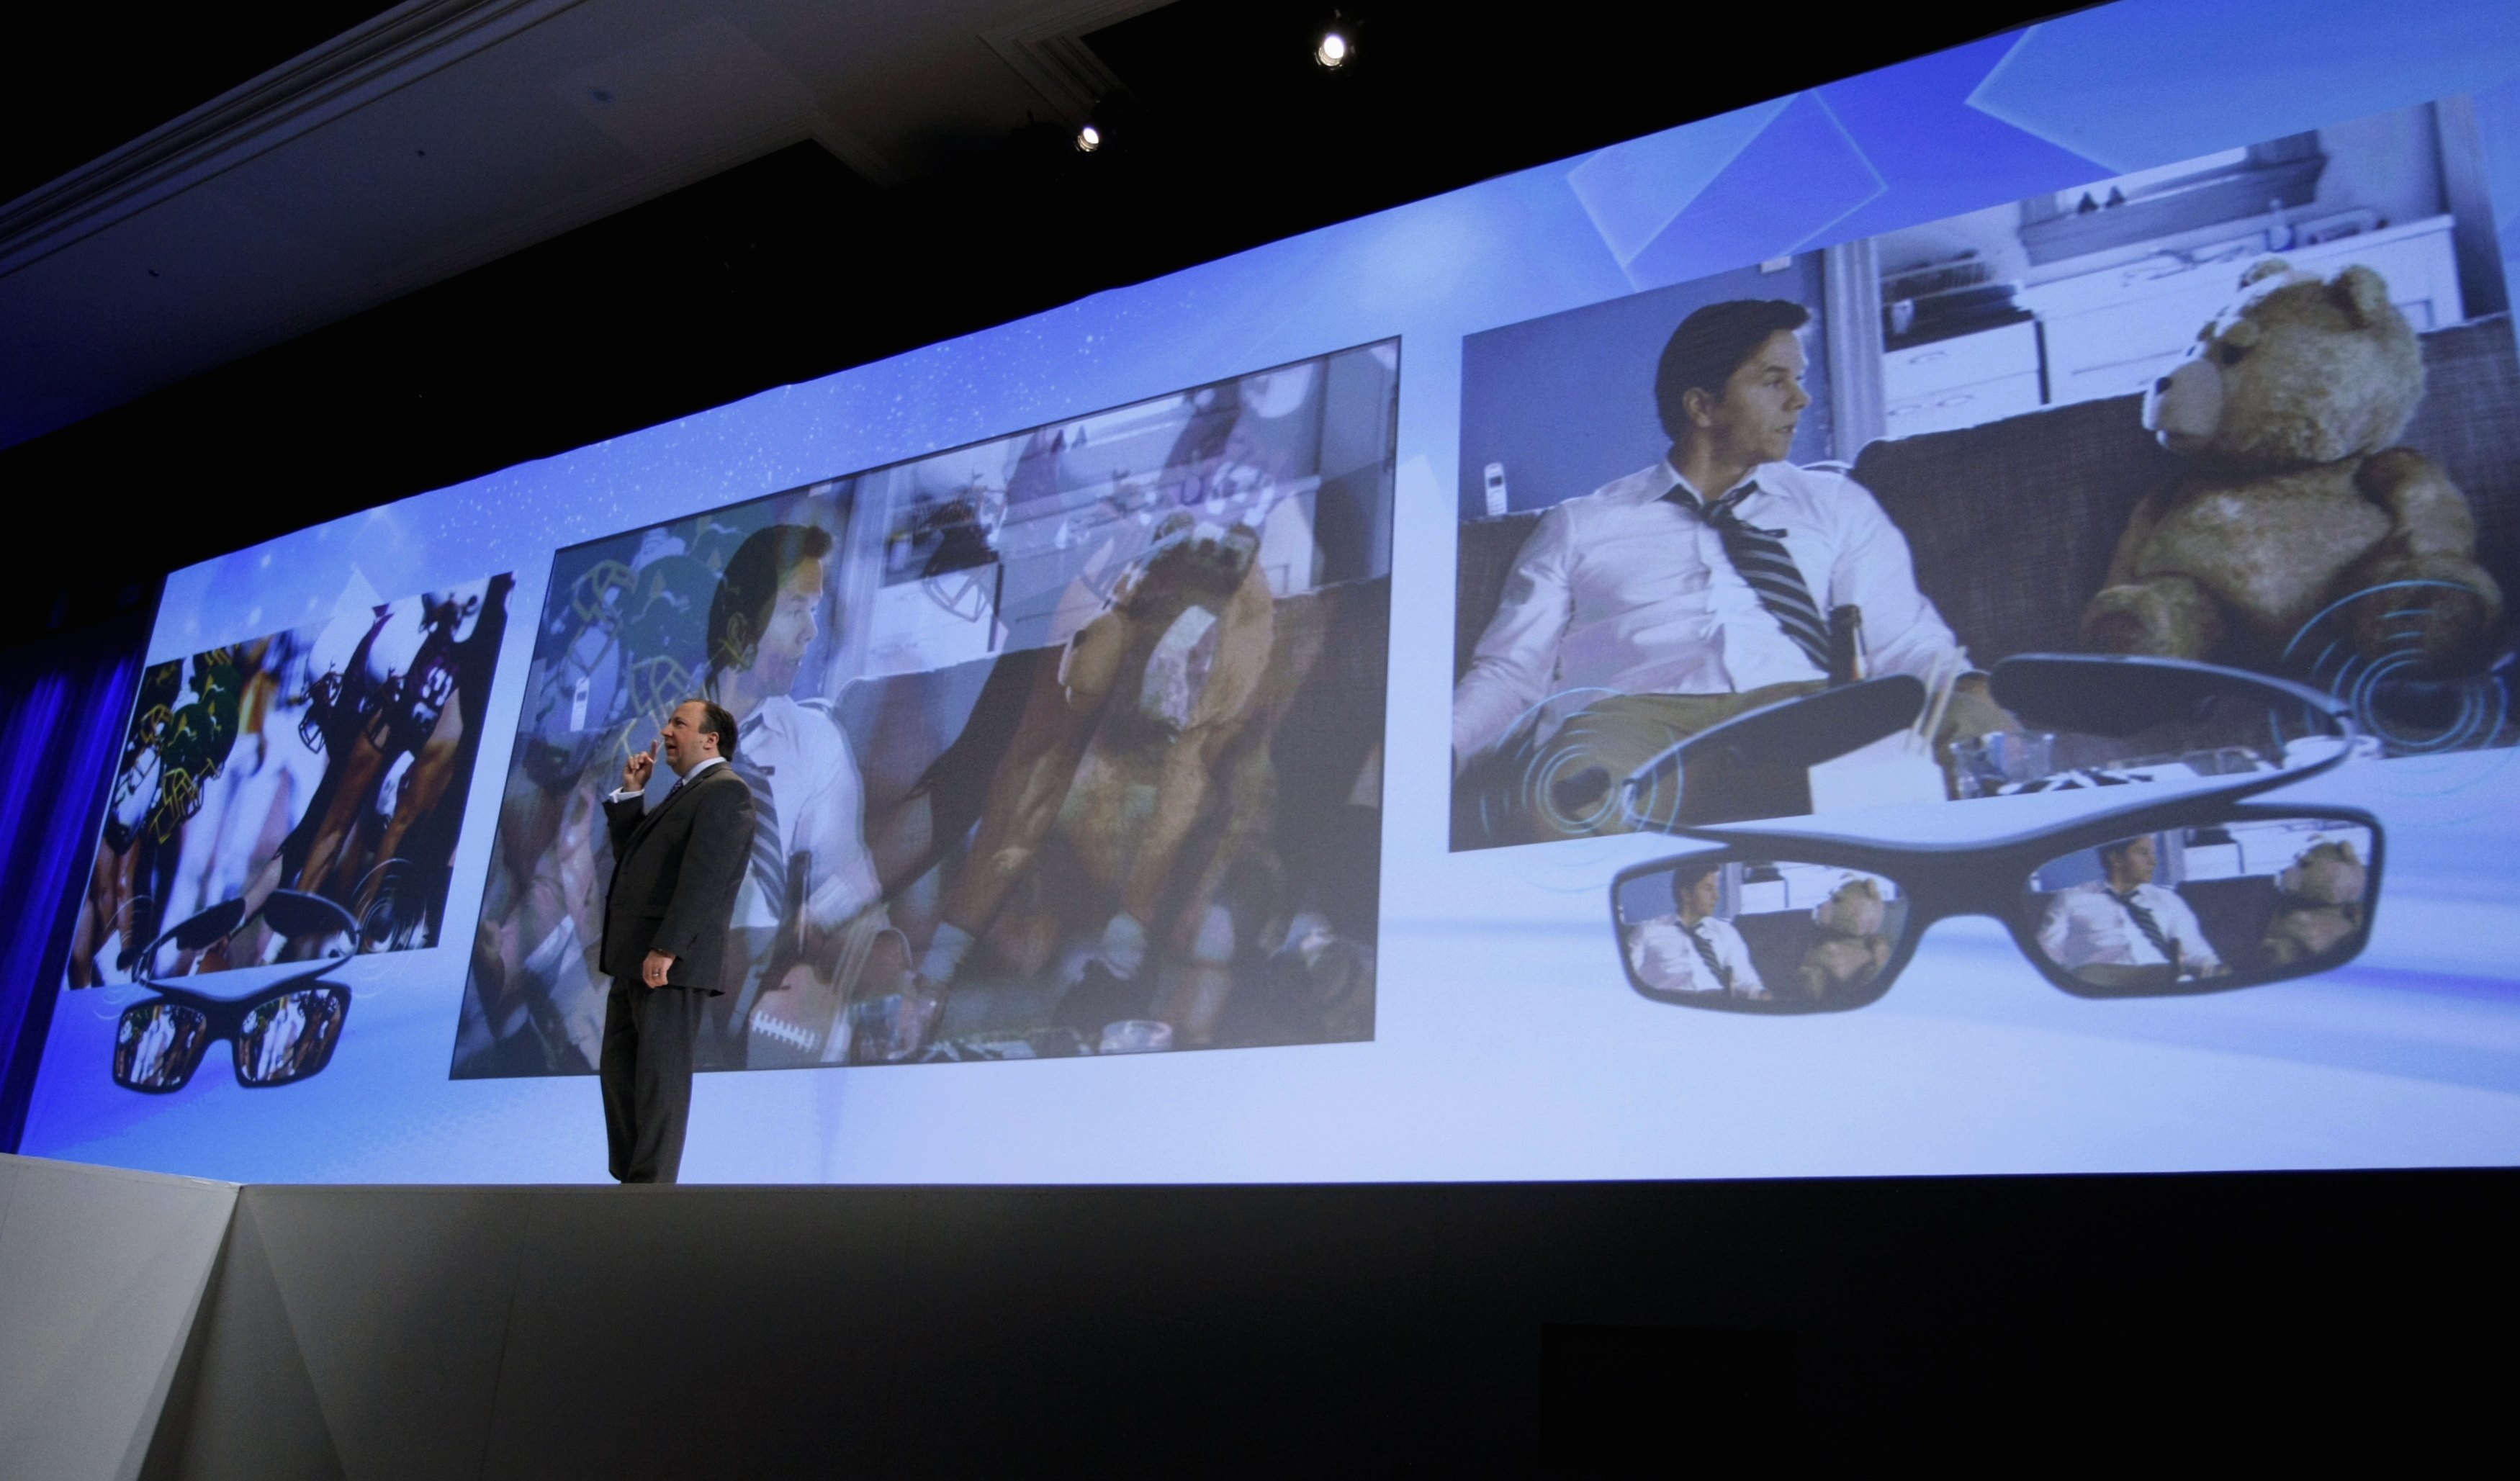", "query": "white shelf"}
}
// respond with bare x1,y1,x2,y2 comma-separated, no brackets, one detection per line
2026,215,2462,409
1883,319,2039,402
1875,215,2465,437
